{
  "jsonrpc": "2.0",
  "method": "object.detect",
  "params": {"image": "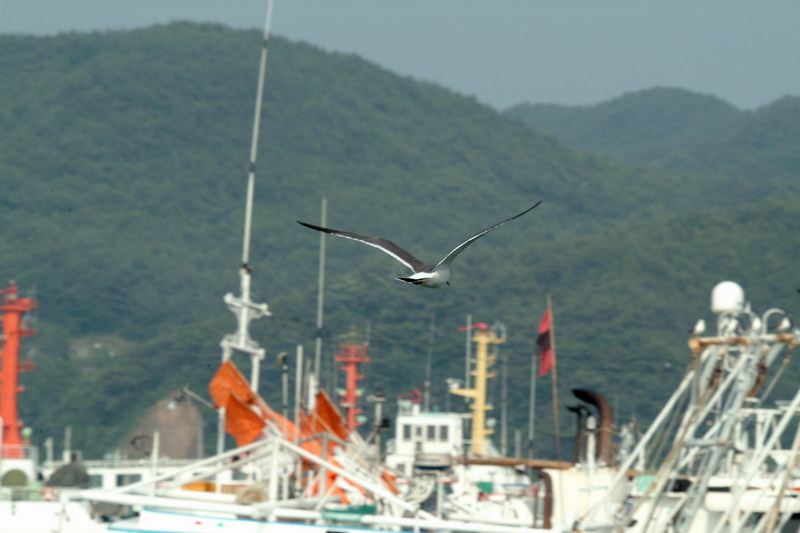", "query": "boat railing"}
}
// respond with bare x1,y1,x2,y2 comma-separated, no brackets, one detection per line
80,457,200,470
0,443,38,461
0,484,82,502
